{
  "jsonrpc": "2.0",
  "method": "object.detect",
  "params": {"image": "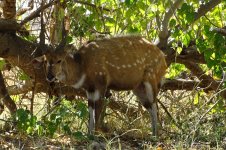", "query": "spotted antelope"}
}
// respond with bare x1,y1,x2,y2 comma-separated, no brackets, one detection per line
36,36,167,136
